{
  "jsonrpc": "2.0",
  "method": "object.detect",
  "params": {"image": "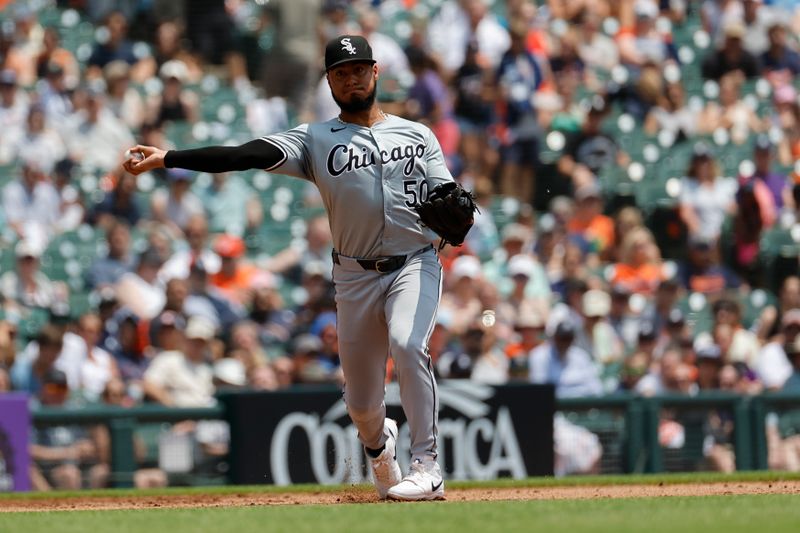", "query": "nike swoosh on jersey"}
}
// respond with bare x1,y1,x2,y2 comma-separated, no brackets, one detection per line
331,126,347,132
